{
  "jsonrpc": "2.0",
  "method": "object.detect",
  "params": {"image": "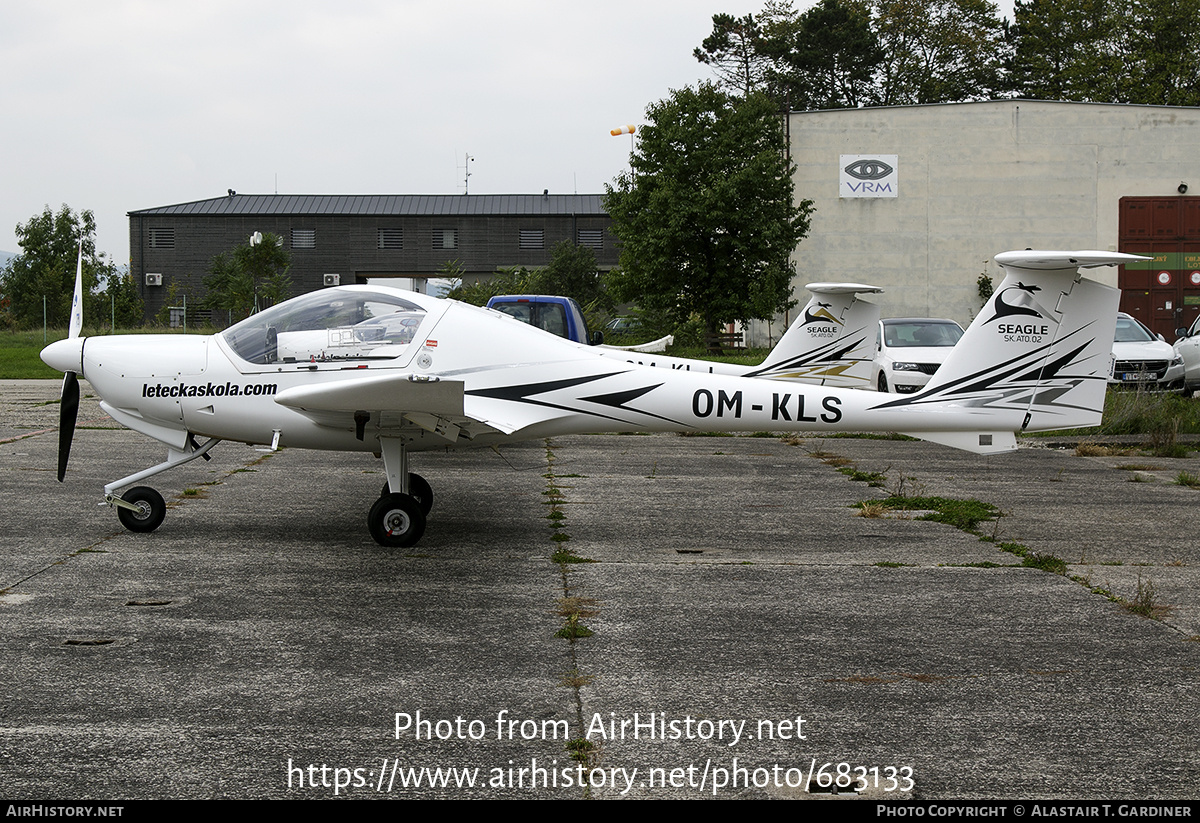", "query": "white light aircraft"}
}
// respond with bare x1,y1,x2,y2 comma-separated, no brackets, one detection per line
591,282,883,389
42,250,1135,548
